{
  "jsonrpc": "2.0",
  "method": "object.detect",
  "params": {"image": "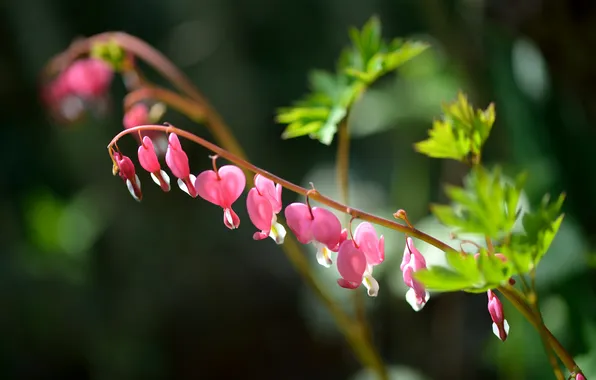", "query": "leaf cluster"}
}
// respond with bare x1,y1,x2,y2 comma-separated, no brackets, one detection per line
276,16,429,145
414,249,512,293
431,166,527,240
414,92,495,163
